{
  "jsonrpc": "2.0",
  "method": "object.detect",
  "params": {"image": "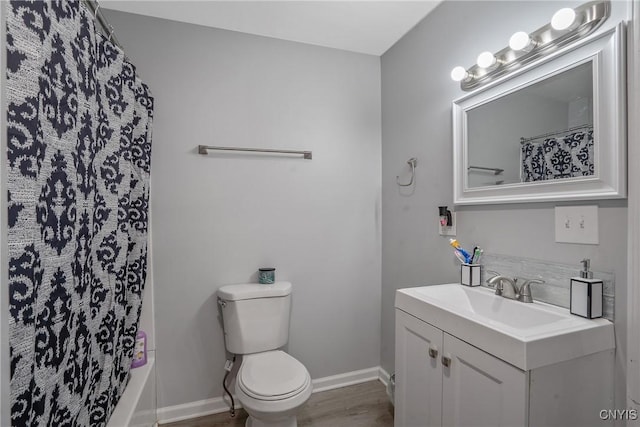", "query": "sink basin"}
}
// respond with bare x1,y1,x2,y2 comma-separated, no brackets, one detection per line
413,284,568,329
396,283,614,370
